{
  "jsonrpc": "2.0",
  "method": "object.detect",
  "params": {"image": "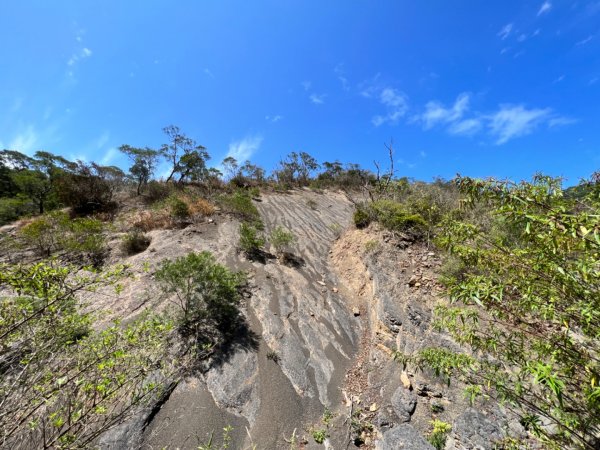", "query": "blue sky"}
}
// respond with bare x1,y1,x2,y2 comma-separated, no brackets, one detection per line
1,1,599,184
